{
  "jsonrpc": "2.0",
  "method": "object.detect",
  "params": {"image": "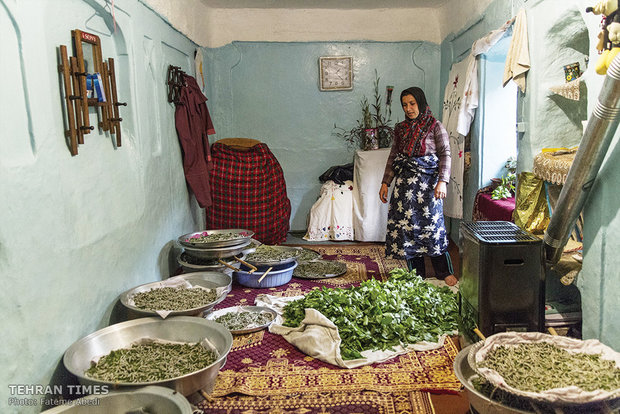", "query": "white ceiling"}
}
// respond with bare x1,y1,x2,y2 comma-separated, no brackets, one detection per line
198,0,452,9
